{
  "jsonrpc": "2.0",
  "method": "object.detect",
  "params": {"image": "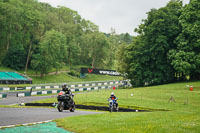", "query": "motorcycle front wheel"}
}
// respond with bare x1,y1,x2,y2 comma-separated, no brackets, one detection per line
57,101,64,112
109,106,113,112
70,101,75,112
